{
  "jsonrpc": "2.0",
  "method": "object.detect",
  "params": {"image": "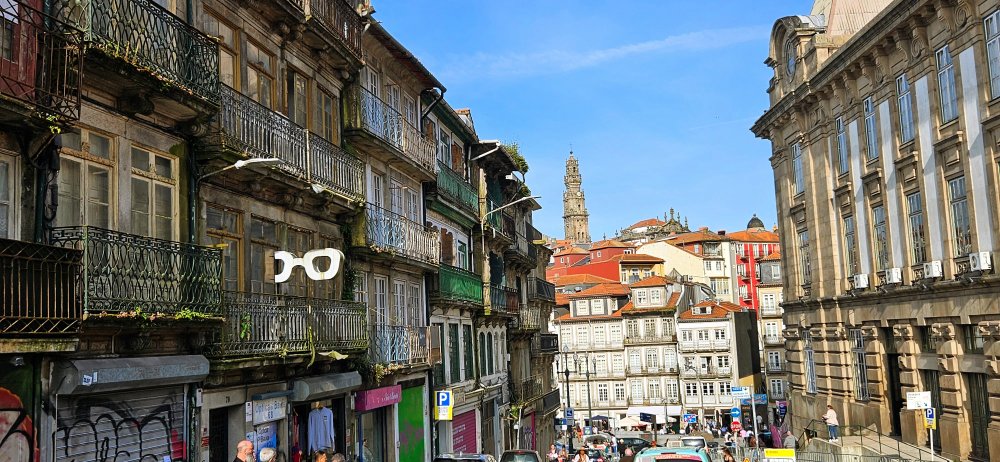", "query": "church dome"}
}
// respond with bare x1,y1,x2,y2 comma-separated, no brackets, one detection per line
747,214,765,230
